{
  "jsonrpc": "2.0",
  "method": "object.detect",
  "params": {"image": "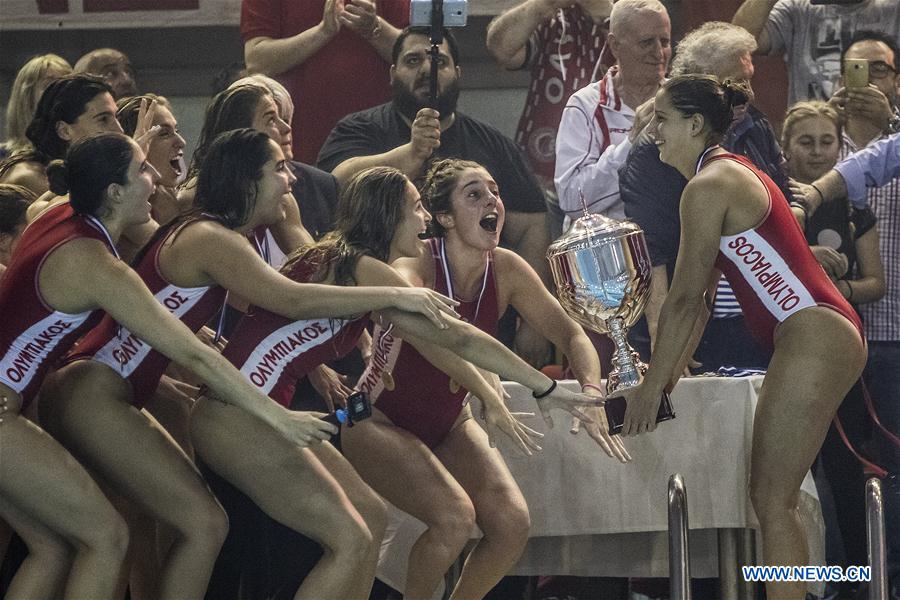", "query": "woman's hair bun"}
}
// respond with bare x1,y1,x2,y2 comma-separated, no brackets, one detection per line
46,159,70,196
721,79,752,108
